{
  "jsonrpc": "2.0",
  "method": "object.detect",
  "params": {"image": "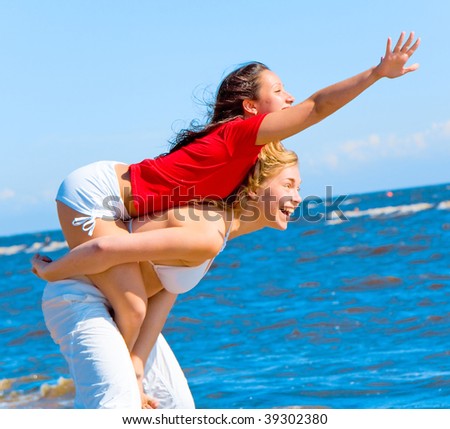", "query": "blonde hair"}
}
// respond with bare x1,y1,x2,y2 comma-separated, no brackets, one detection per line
236,141,298,203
